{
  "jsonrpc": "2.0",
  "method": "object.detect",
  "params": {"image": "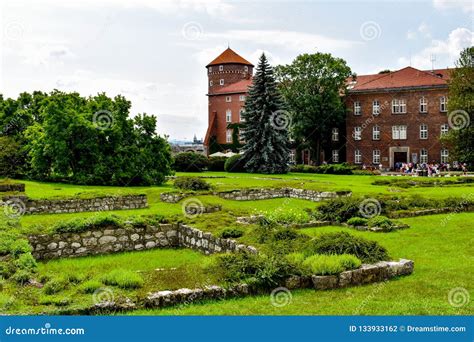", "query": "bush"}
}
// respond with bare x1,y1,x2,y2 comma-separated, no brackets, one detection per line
272,228,299,241
53,215,123,234
9,240,32,258
367,215,394,230
219,228,244,239
313,197,361,223
285,252,306,266
224,154,246,173
11,270,32,285
101,270,144,289
43,278,69,295
315,163,354,175
14,253,37,272
78,280,102,294
208,157,227,171
347,217,368,226
173,152,209,172
289,164,318,173
173,176,211,191
305,232,389,263
302,254,361,275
